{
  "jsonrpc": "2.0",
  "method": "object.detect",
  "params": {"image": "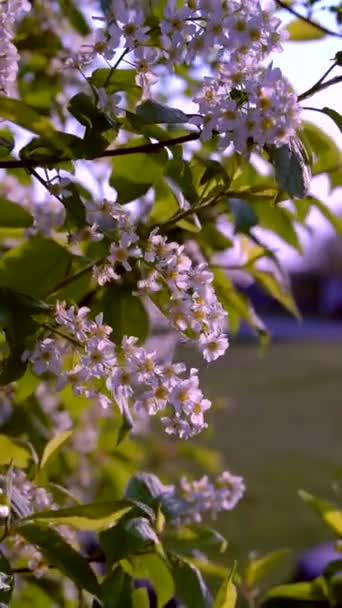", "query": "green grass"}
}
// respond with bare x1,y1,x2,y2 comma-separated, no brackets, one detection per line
178,339,342,578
